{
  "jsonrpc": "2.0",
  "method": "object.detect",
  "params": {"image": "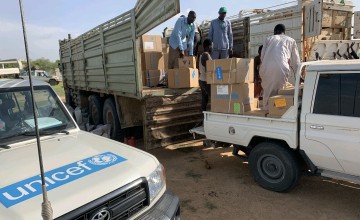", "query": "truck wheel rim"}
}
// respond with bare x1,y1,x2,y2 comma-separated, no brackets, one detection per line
257,154,285,183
